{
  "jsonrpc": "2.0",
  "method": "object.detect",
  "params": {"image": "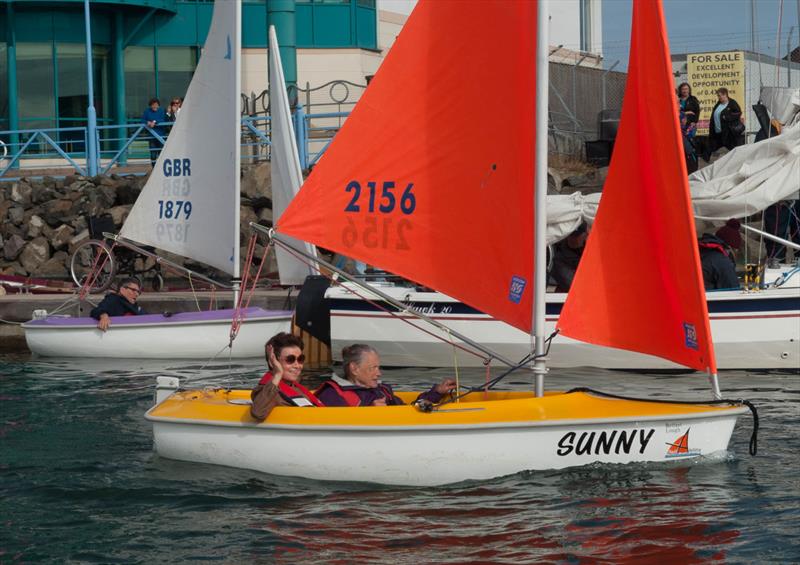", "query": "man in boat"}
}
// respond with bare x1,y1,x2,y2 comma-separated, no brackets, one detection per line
698,219,741,291
90,277,146,331
550,222,588,292
315,344,456,407
250,332,323,420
